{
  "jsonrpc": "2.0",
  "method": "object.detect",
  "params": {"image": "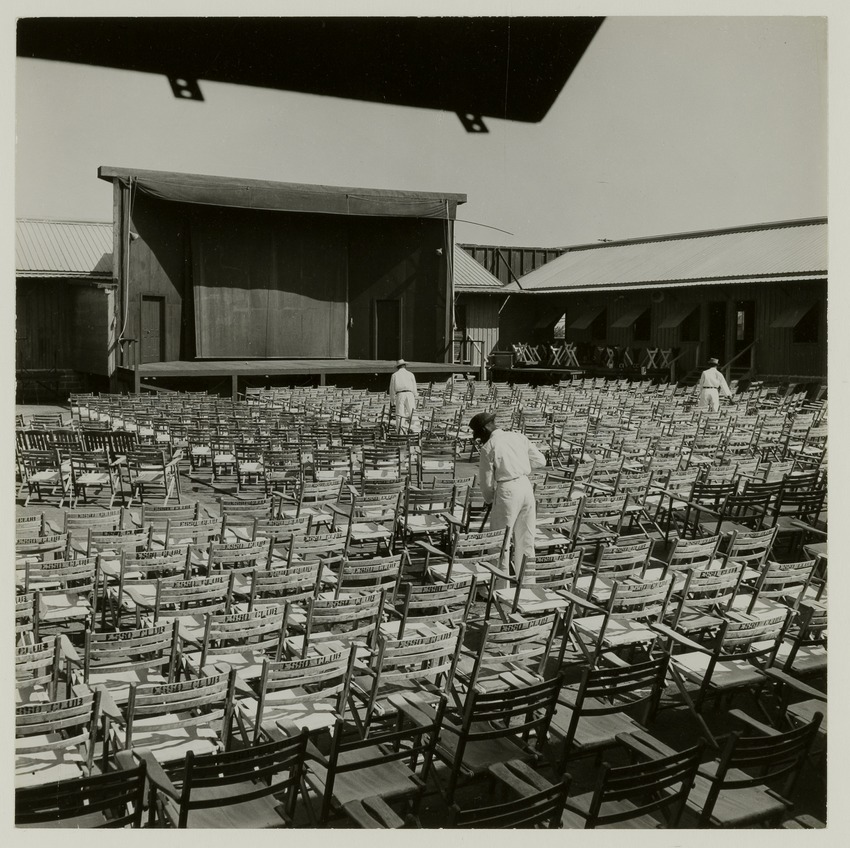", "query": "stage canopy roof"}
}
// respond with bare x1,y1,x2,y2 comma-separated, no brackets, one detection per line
98,166,467,220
